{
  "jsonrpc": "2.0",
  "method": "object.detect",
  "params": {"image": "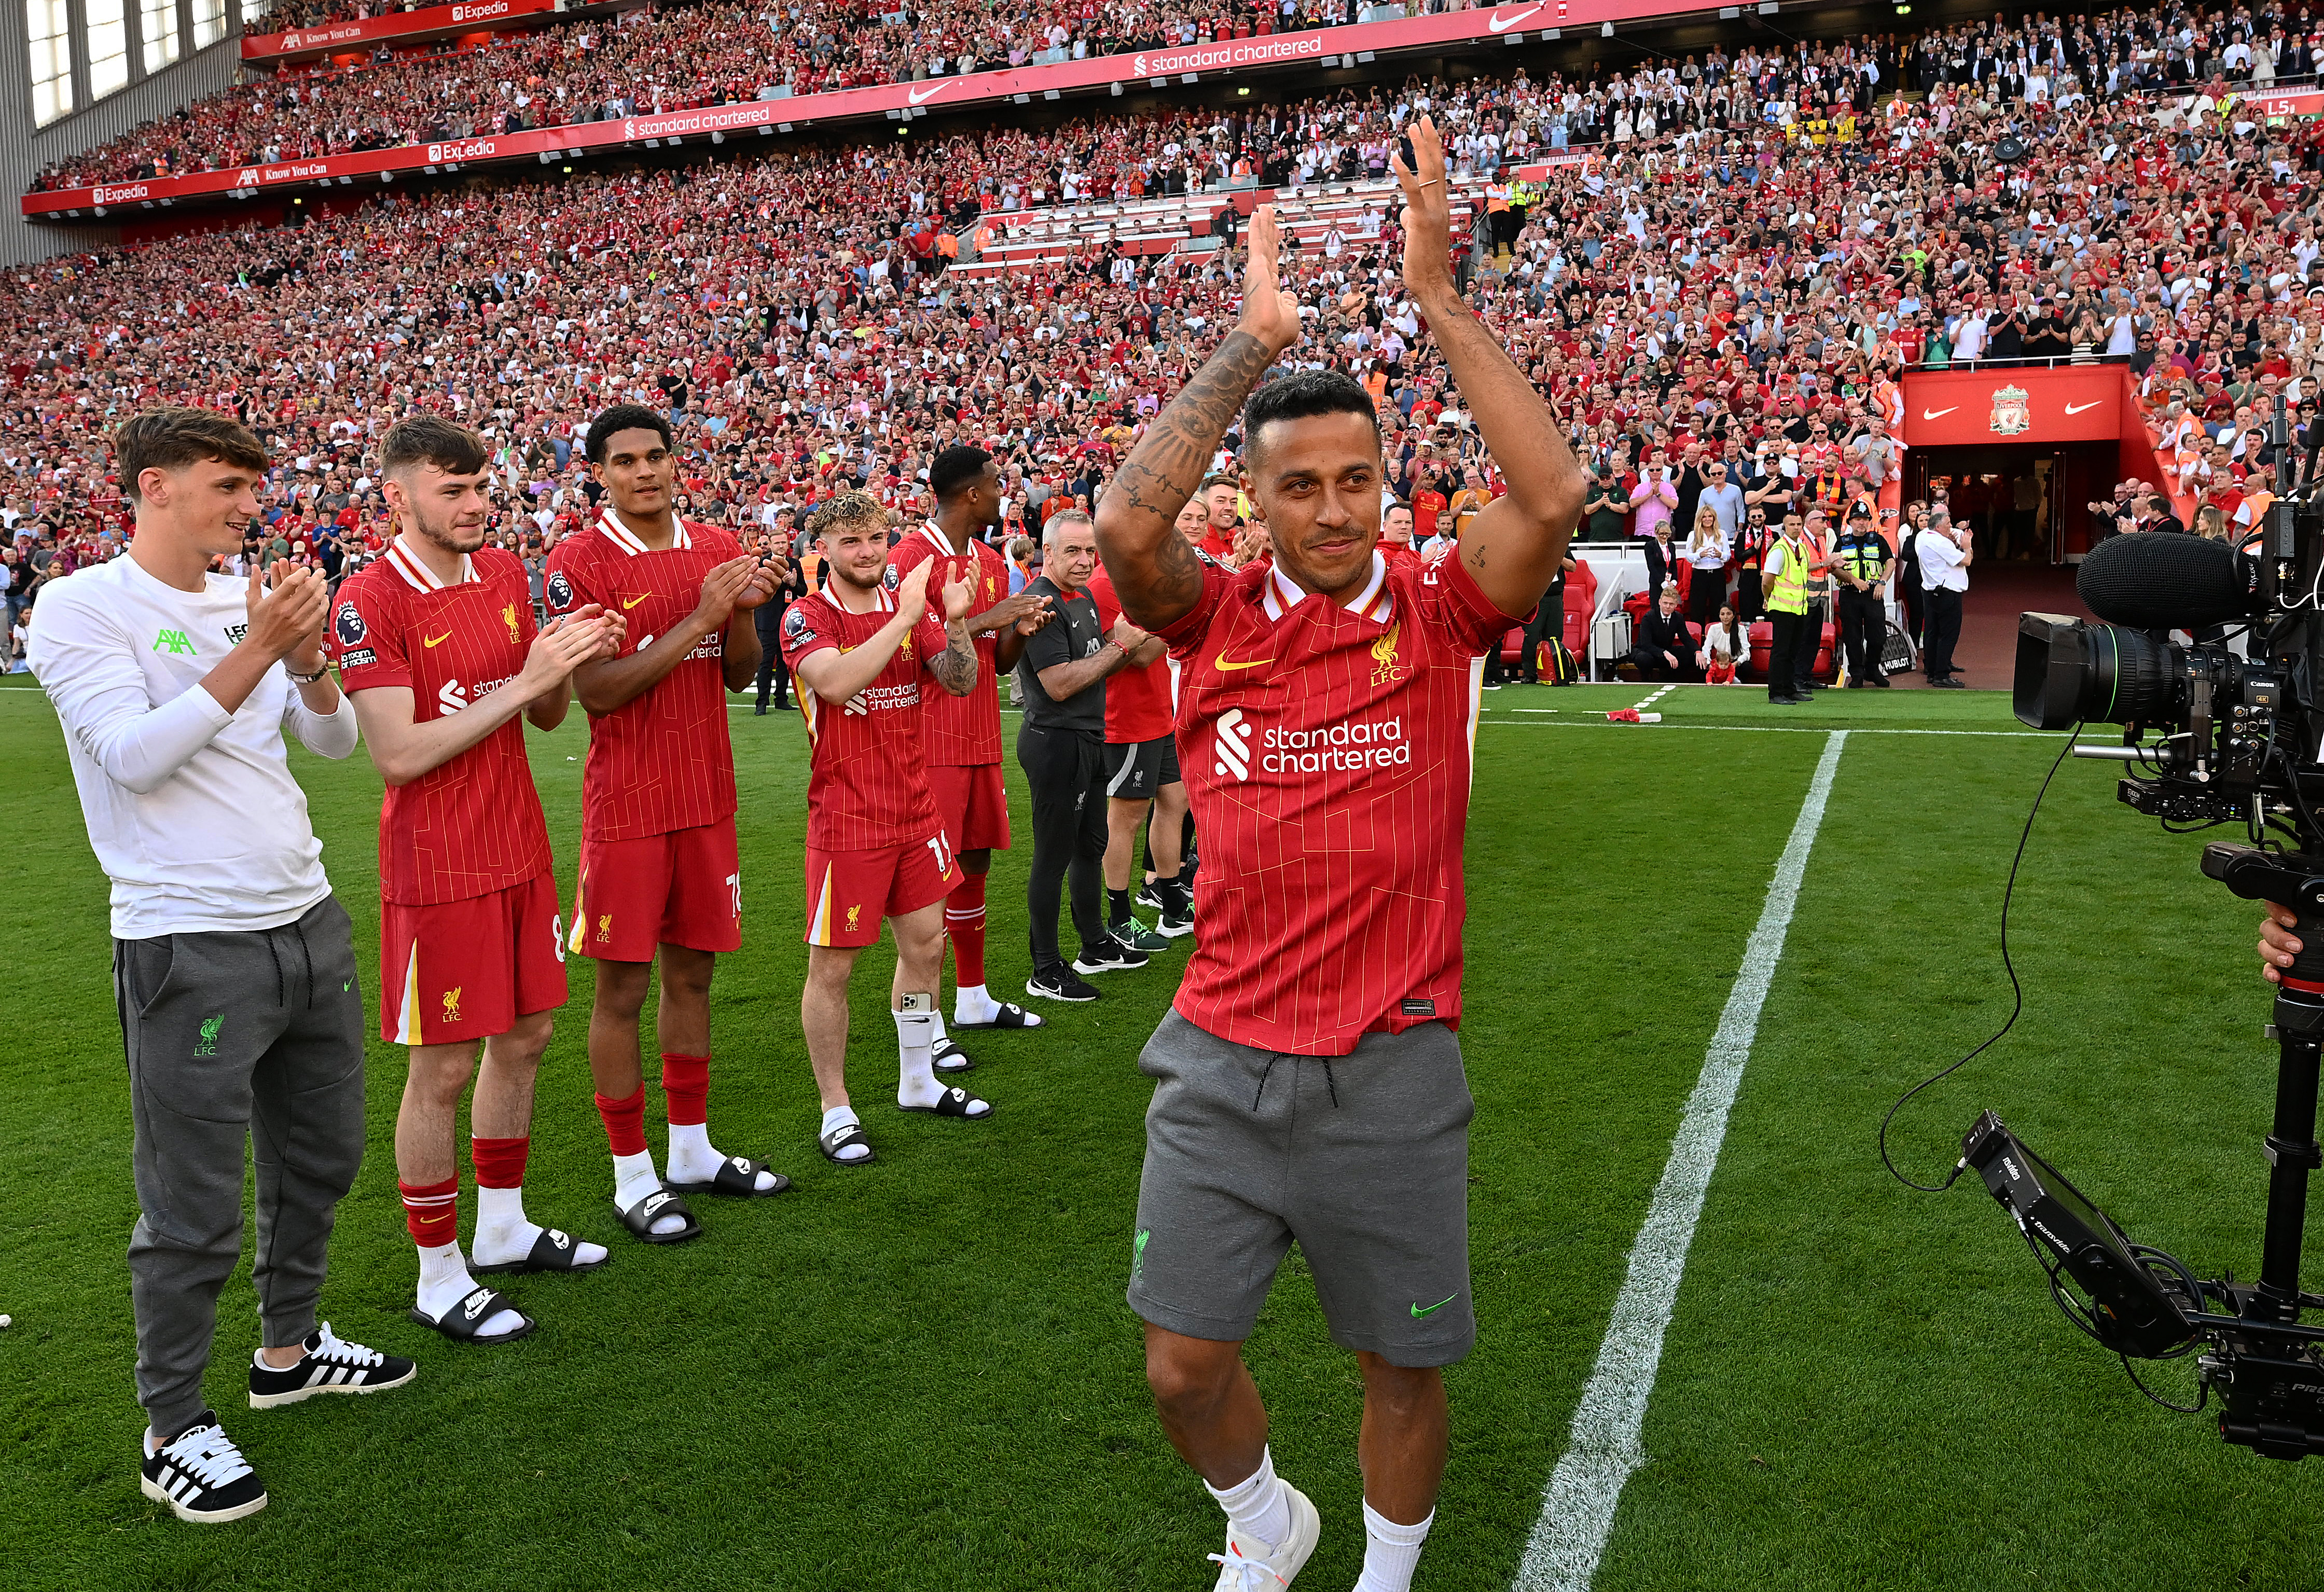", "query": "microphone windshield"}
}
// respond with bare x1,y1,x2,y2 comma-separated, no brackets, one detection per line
2077,532,2250,630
